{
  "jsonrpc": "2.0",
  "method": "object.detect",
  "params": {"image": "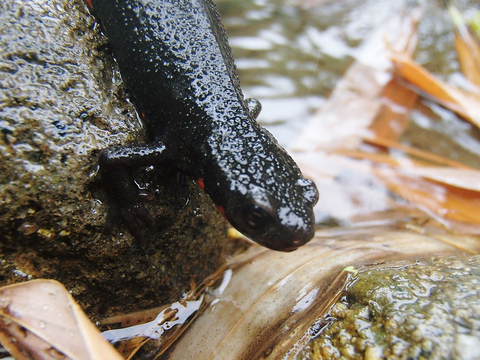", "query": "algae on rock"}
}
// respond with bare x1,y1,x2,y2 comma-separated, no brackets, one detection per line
299,256,480,360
